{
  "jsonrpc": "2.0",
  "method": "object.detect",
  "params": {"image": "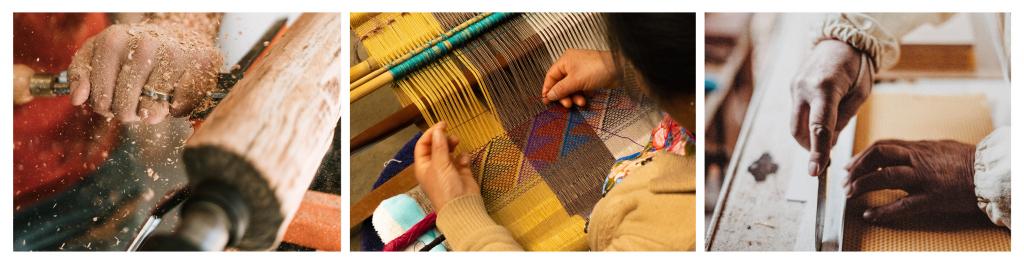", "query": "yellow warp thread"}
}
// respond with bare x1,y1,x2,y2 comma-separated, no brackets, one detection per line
398,52,503,153
358,13,620,251
354,13,445,68
496,182,589,251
